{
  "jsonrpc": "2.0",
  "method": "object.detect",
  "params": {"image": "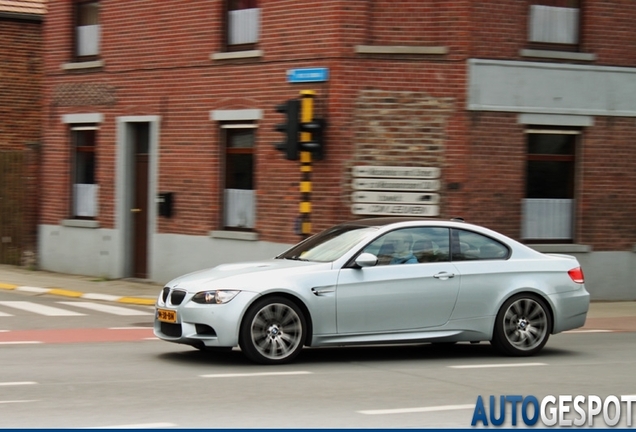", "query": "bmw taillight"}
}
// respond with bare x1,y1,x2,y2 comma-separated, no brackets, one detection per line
568,267,585,284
